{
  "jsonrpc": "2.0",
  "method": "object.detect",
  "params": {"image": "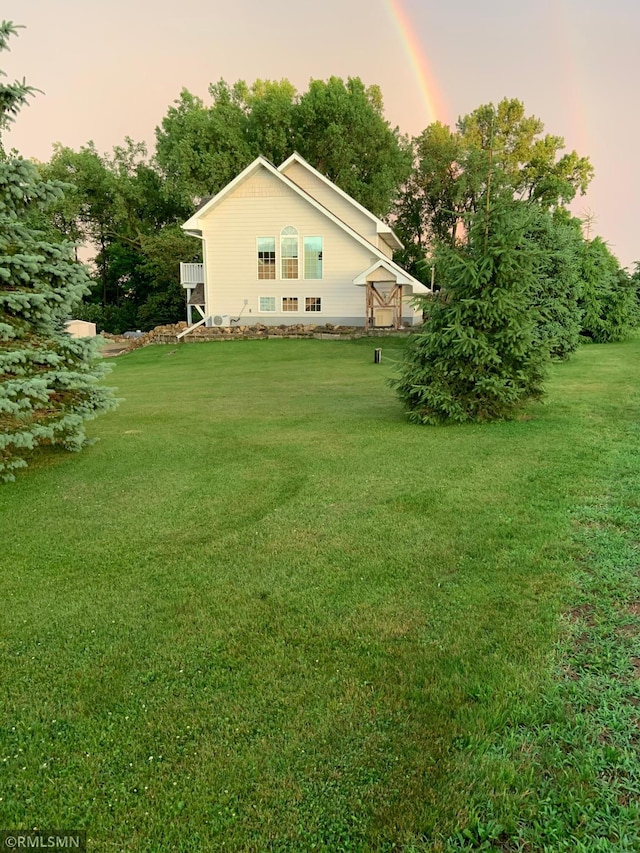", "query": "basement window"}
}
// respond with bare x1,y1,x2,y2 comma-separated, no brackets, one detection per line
259,296,276,312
